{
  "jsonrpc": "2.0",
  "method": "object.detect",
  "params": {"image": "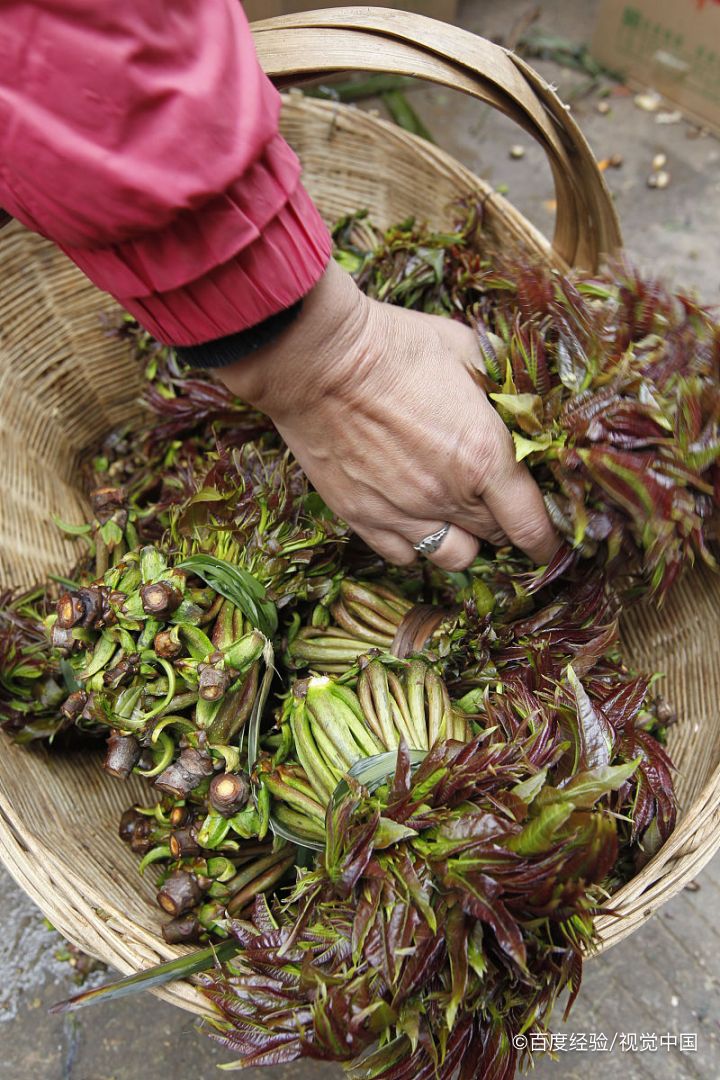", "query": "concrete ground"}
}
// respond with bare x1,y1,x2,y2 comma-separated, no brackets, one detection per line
1,1,719,1077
